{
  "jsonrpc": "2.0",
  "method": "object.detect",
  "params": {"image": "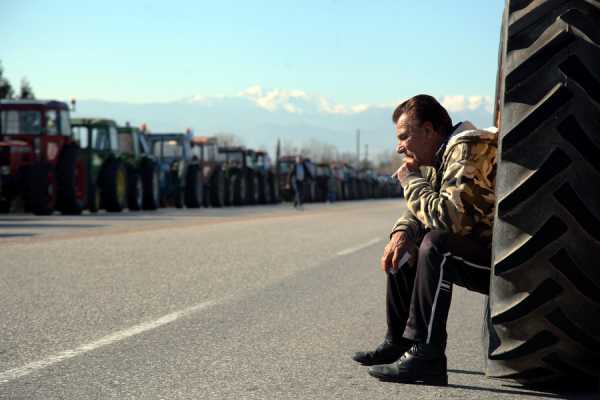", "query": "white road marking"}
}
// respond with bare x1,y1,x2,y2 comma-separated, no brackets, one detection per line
0,300,216,385
336,238,382,256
